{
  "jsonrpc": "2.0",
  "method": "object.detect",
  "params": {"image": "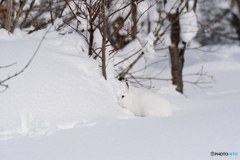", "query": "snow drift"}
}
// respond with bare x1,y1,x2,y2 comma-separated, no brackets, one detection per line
0,28,127,139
